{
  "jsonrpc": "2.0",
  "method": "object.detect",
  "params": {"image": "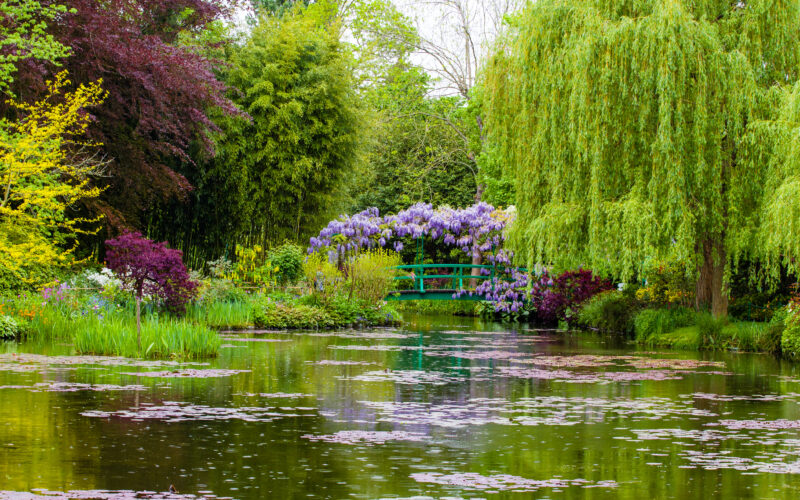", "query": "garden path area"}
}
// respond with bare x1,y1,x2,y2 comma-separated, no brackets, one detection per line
1,316,800,499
